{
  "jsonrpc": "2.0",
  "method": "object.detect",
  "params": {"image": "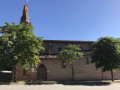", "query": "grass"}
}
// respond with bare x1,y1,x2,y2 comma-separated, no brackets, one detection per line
25,81,57,85
0,80,120,85
0,82,11,85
